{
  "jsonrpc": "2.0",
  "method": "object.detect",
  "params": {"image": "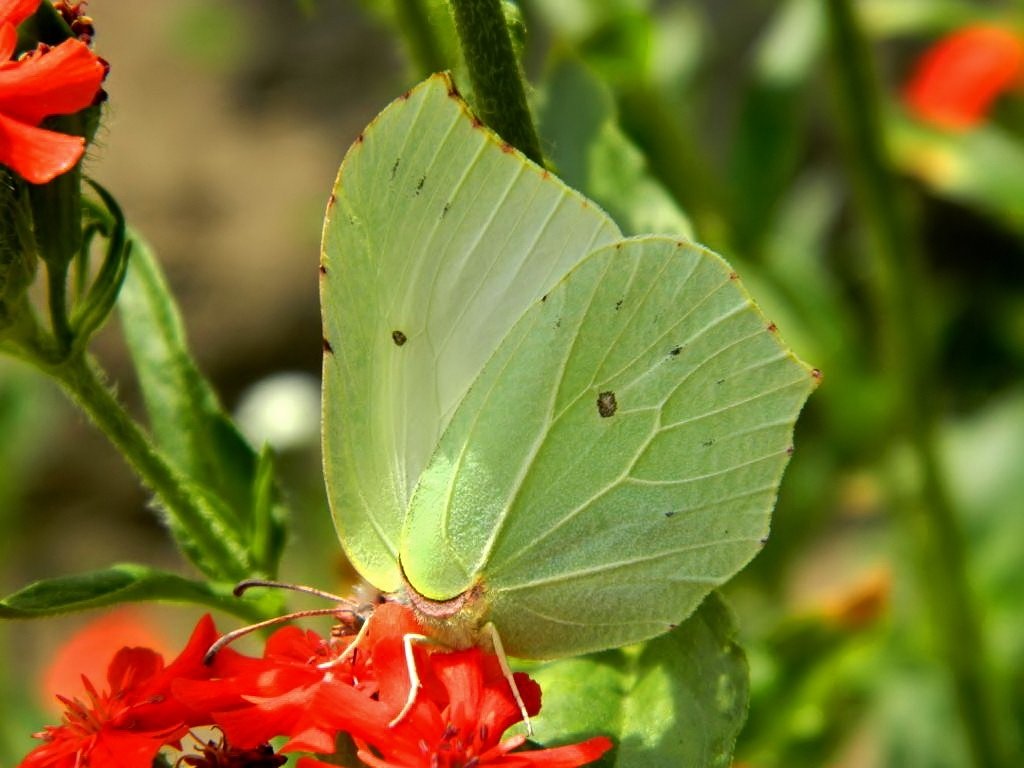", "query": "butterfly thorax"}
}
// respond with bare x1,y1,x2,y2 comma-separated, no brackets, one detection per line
400,578,490,650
